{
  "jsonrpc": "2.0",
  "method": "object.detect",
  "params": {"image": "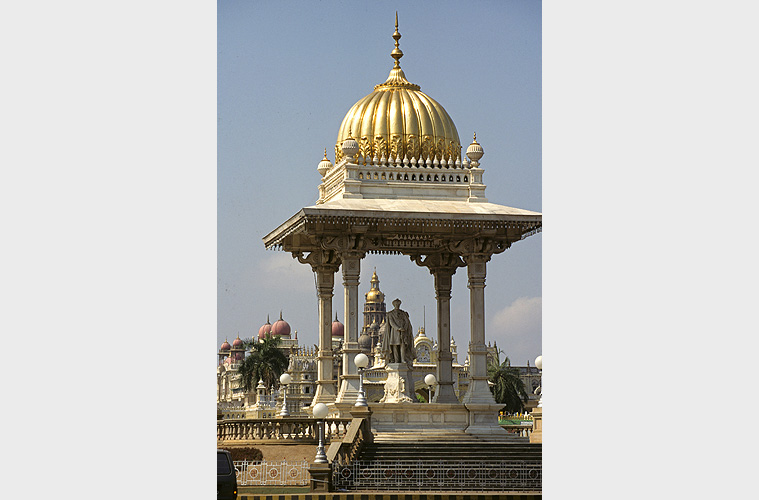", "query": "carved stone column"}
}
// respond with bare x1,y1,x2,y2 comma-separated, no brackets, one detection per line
335,250,365,404
461,252,495,404
412,252,465,404
294,249,341,405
